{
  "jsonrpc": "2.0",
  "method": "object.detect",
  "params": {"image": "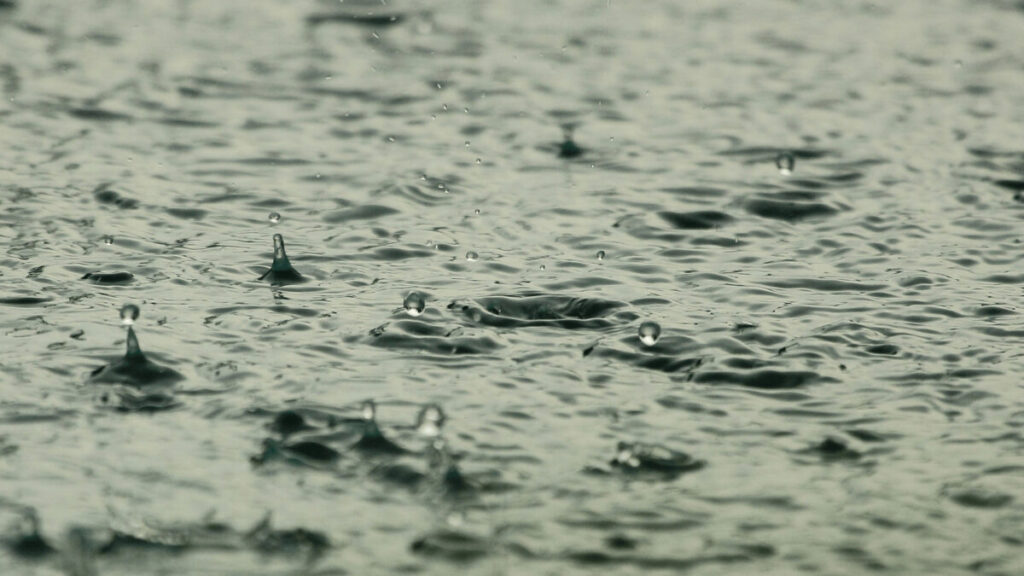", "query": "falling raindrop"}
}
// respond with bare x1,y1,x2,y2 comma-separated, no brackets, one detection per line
638,321,661,347
416,404,446,438
362,400,376,422
268,212,281,224
403,292,426,317
119,304,140,326
776,152,795,175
